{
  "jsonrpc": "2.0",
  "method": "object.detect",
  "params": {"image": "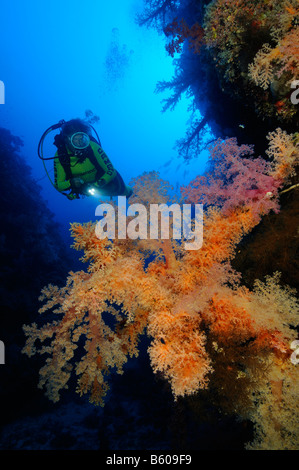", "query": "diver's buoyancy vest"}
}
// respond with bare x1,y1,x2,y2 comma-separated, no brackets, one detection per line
57,138,106,183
